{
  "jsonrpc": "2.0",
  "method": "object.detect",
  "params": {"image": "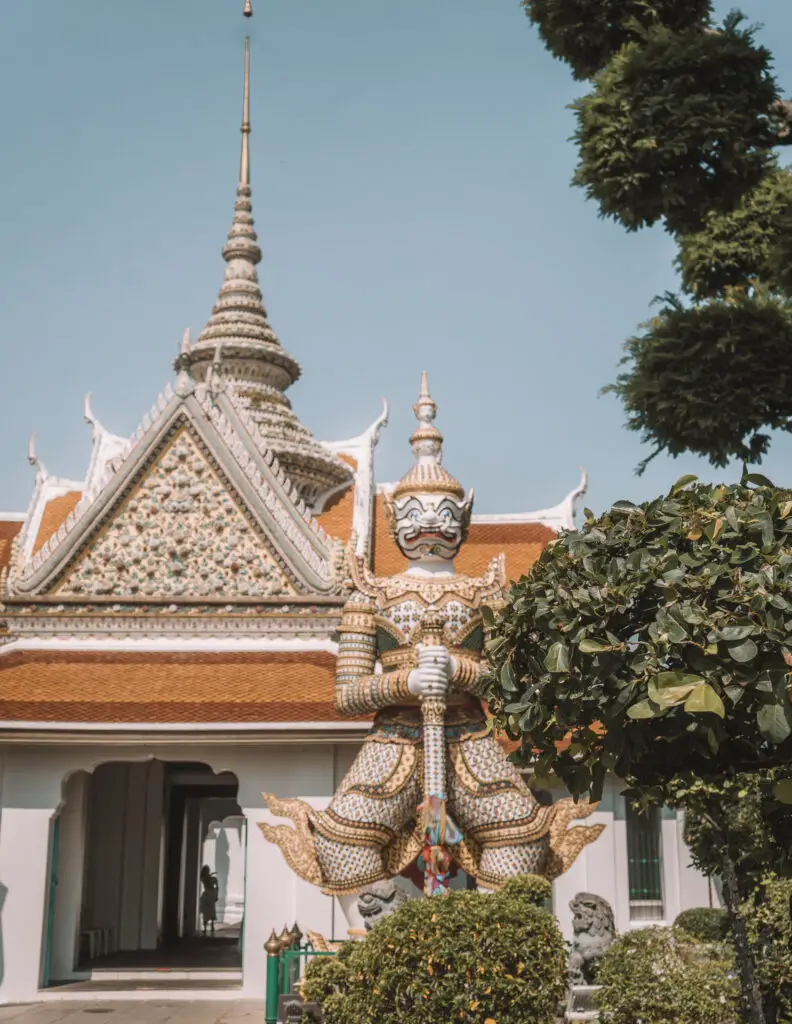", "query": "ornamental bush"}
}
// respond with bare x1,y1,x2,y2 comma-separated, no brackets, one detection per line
597,927,739,1024
744,878,792,1024
300,875,566,1024
674,907,731,943
522,0,712,80
572,17,780,234
607,293,792,469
